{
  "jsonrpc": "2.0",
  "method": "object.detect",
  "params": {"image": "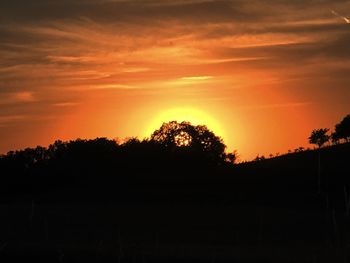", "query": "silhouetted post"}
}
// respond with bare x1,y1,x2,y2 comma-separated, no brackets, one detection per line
344,186,350,217
308,128,329,193
29,199,35,234
211,248,216,263
30,199,35,222
318,150,321,194
57,249,64,263
332,209,338,244
117,227,123,262
258,207,264,244
154,232,159,257
44,217,49,241
0,242,8,254
96,240,103,261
